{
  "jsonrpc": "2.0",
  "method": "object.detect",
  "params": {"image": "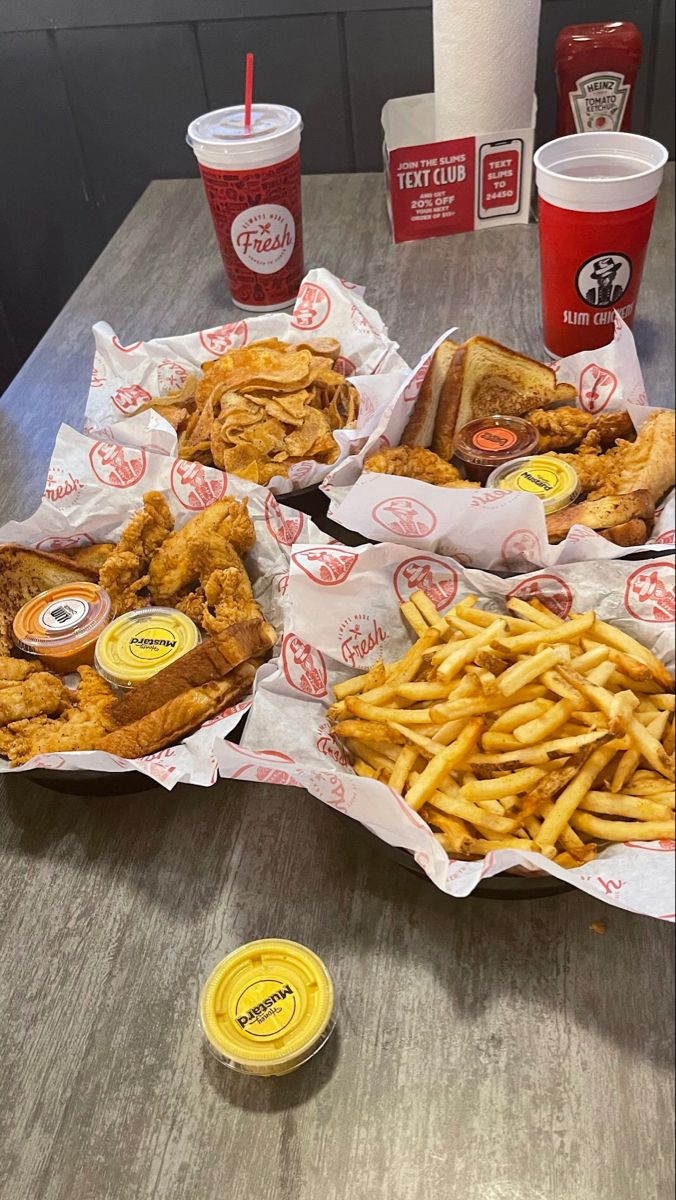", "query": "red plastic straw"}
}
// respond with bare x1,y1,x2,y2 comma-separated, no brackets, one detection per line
244,53,254,132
